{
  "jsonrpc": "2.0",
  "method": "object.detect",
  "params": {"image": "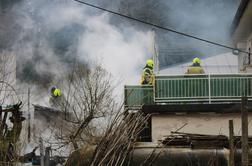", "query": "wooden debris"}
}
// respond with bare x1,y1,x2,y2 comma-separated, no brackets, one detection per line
161,132,252,149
